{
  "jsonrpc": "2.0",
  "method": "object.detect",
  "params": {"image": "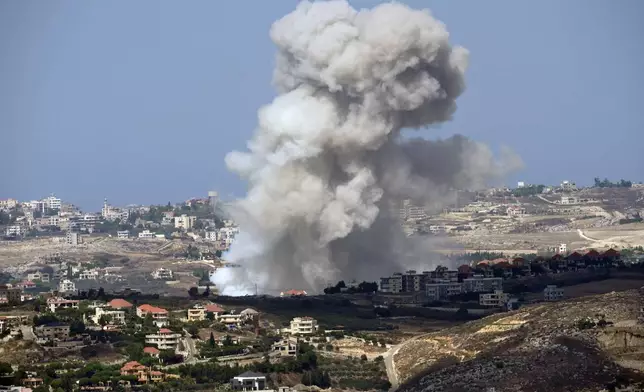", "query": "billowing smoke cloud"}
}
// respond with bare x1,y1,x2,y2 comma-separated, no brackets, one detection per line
213,0,522,296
